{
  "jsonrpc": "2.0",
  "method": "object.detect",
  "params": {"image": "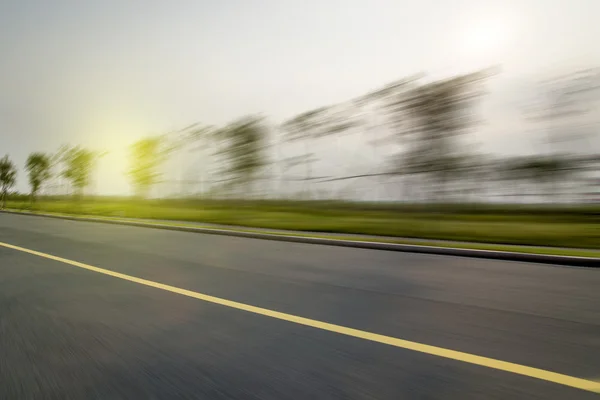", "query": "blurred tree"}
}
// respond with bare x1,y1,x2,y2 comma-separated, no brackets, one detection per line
149,123,218,198
527,155,582,202
25,152,52,203
382,69,493,201
0,155,17,208
48,146,70,196
127,136,170,199
282,105,358,198
217,116,268,197
282,107,329,198
498,154,584,203
181,124,218,198
497,156,534,202
527,67,600,154
449,151,491,202
523,67,600,202
60,146,100,200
